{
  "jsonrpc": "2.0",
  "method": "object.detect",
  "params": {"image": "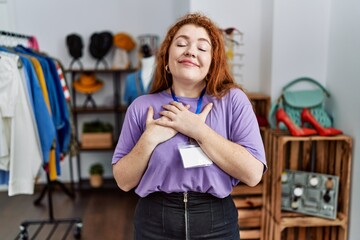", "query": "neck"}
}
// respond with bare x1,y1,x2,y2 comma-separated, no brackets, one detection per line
170,81,206,98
